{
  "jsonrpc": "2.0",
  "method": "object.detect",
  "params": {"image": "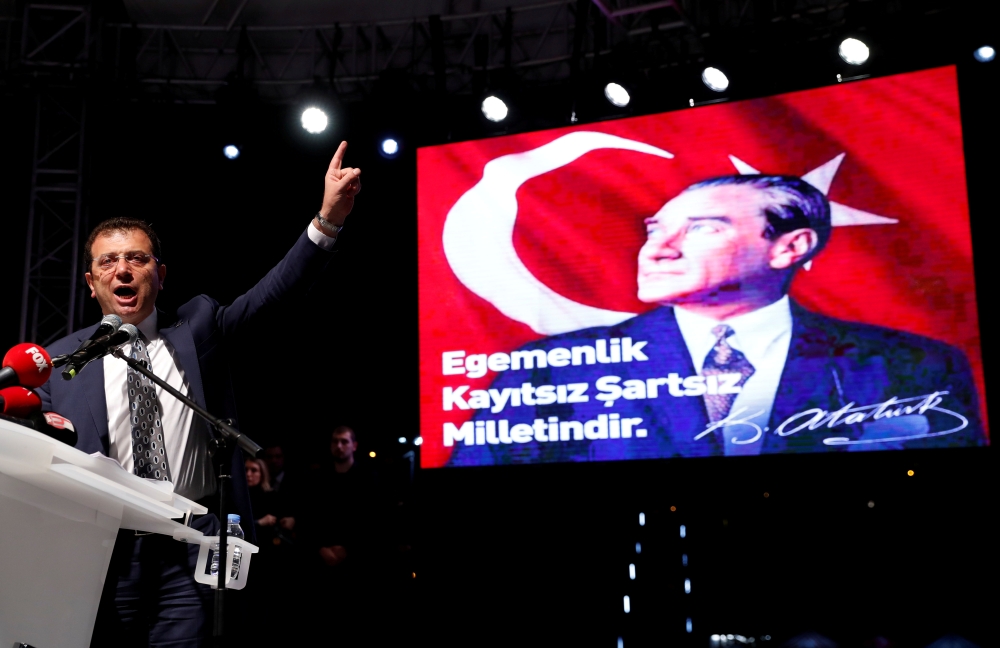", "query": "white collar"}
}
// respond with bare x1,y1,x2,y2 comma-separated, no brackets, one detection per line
674,296,792,371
